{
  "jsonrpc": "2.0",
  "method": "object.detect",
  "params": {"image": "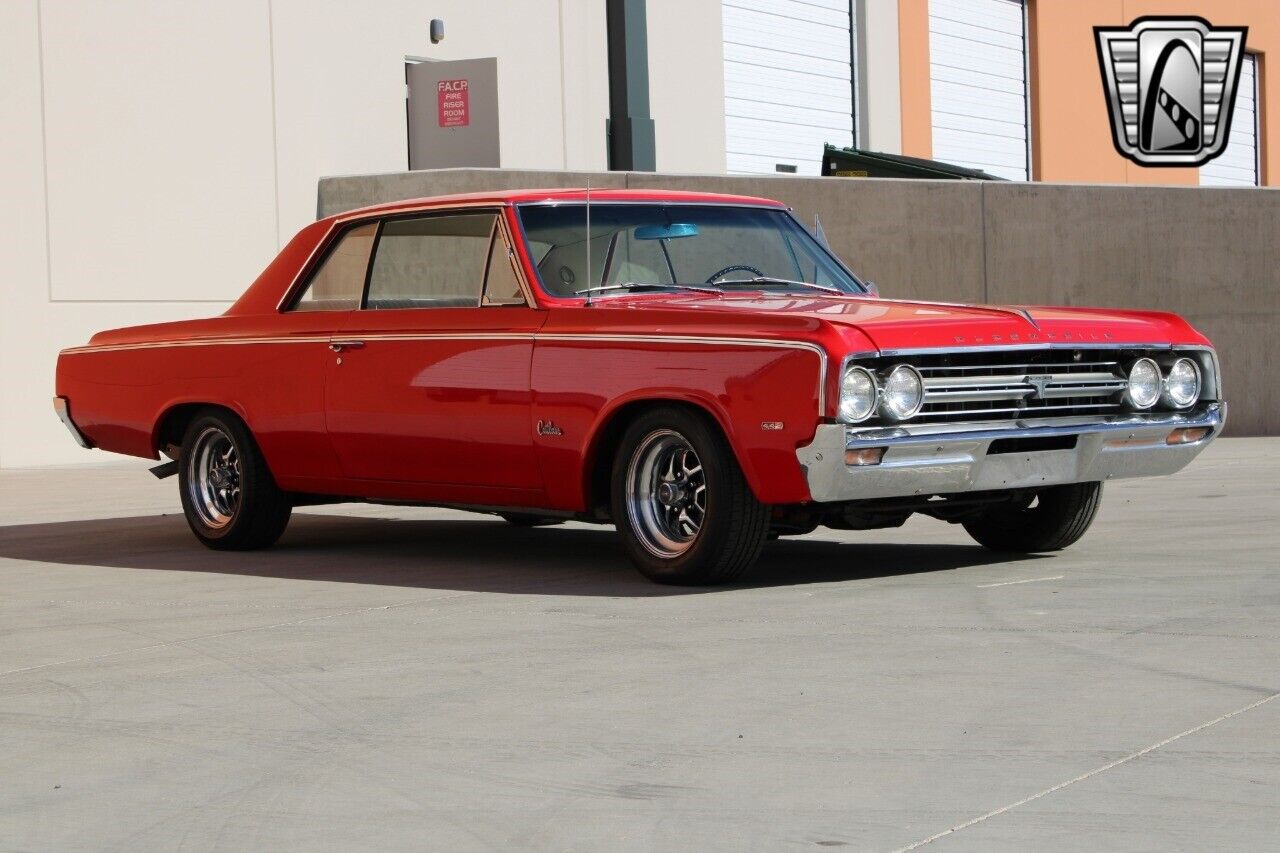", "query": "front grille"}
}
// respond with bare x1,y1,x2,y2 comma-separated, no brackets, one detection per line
863,348,1147,425
917,355,1128,423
